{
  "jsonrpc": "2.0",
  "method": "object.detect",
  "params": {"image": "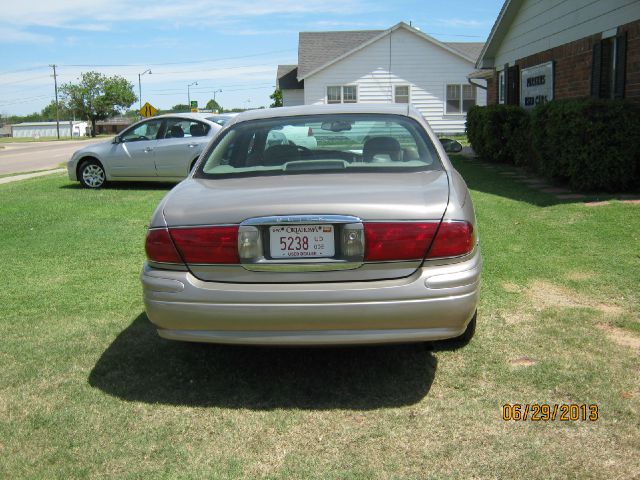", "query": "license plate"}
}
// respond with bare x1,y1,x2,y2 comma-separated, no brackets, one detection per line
269,225,335,259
